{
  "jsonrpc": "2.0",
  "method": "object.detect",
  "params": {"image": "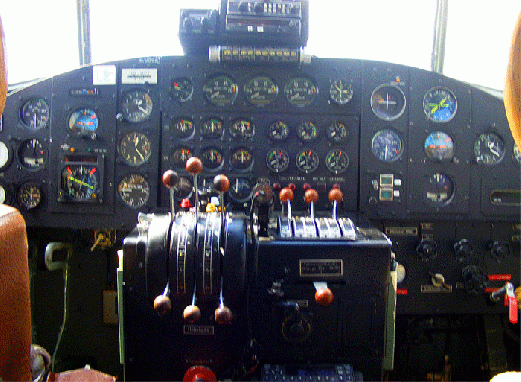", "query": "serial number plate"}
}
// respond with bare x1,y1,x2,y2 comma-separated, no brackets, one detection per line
299,259,343,277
